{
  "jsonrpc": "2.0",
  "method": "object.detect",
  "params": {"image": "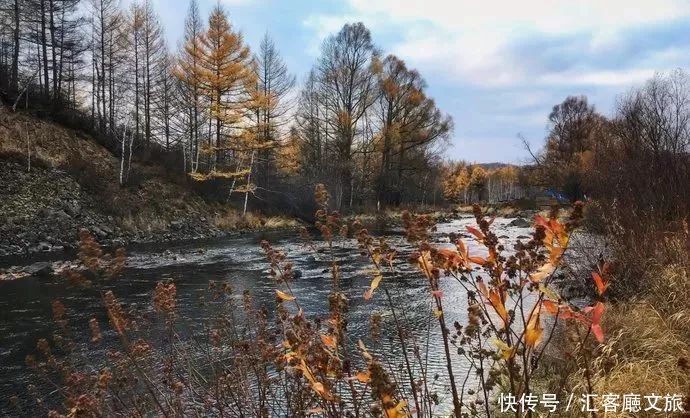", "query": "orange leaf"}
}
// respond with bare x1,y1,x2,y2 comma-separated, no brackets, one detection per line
487,289,508,326
385,399,408,418
456,239,469,258
320,334,337,349
468,256,486,266
355,370,371,383
275,290,295,301
525,305,543,348
438,248,464,270
592,272,609,296
417,252,434,279
542,300,559,315
531,263,555,282
364,273,383,300
466,226,485,241
477,280,489,298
